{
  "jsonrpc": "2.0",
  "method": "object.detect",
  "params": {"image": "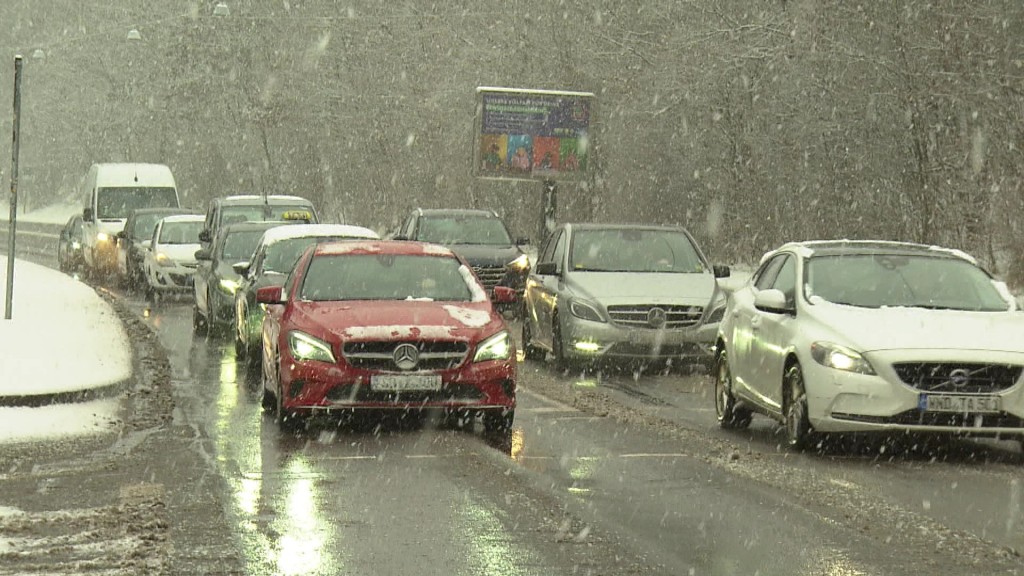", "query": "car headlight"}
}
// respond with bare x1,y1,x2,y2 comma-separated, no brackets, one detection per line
96,232,110,242
156,253,175,268
474,330,511,362
71,241,81,249
288,331,336,363
219,278,240,294
569,299,605,323
810,342,876,375
507,253,530,272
